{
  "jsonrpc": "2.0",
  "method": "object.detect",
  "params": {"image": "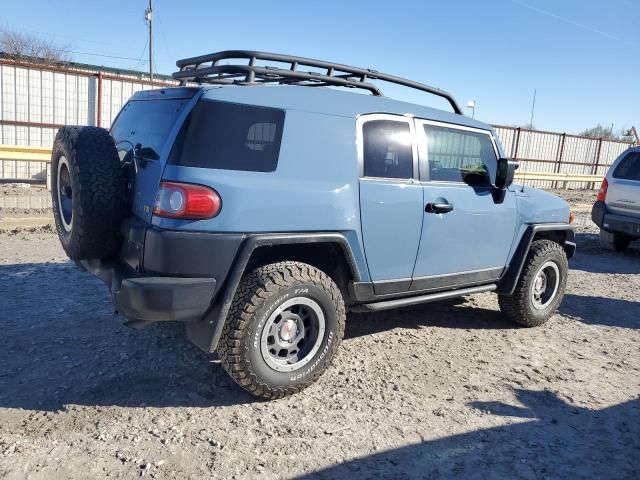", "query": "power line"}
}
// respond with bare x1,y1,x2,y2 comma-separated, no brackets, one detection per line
69,50,145,61
508,0,636,46
133,35,150,71
4,25,134,51
155,9,175,68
